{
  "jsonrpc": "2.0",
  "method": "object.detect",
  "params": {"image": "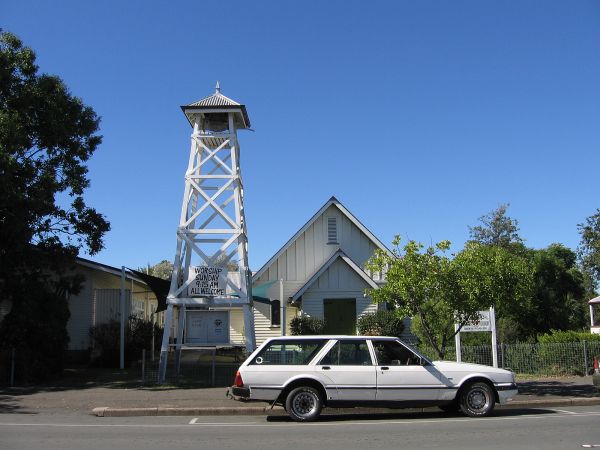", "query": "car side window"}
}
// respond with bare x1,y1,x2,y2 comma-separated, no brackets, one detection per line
319,340,373,366
372,340,421,366
250,339,327,365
